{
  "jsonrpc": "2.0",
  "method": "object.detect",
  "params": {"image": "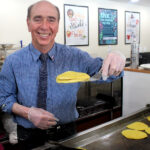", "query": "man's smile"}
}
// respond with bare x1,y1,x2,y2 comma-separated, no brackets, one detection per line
38,32,50,38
